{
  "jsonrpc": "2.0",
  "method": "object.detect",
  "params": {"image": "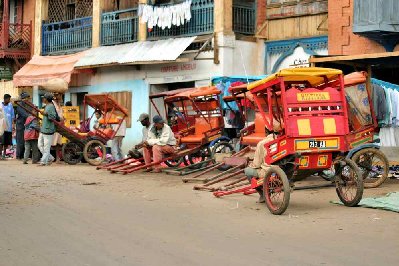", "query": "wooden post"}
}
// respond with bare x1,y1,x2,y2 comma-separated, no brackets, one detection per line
214,0,233,34
92,0,103,47
138,0,147,41
34,0,49,55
